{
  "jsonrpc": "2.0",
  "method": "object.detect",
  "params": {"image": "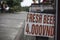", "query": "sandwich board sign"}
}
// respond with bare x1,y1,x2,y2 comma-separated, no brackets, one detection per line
24,12,55,38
